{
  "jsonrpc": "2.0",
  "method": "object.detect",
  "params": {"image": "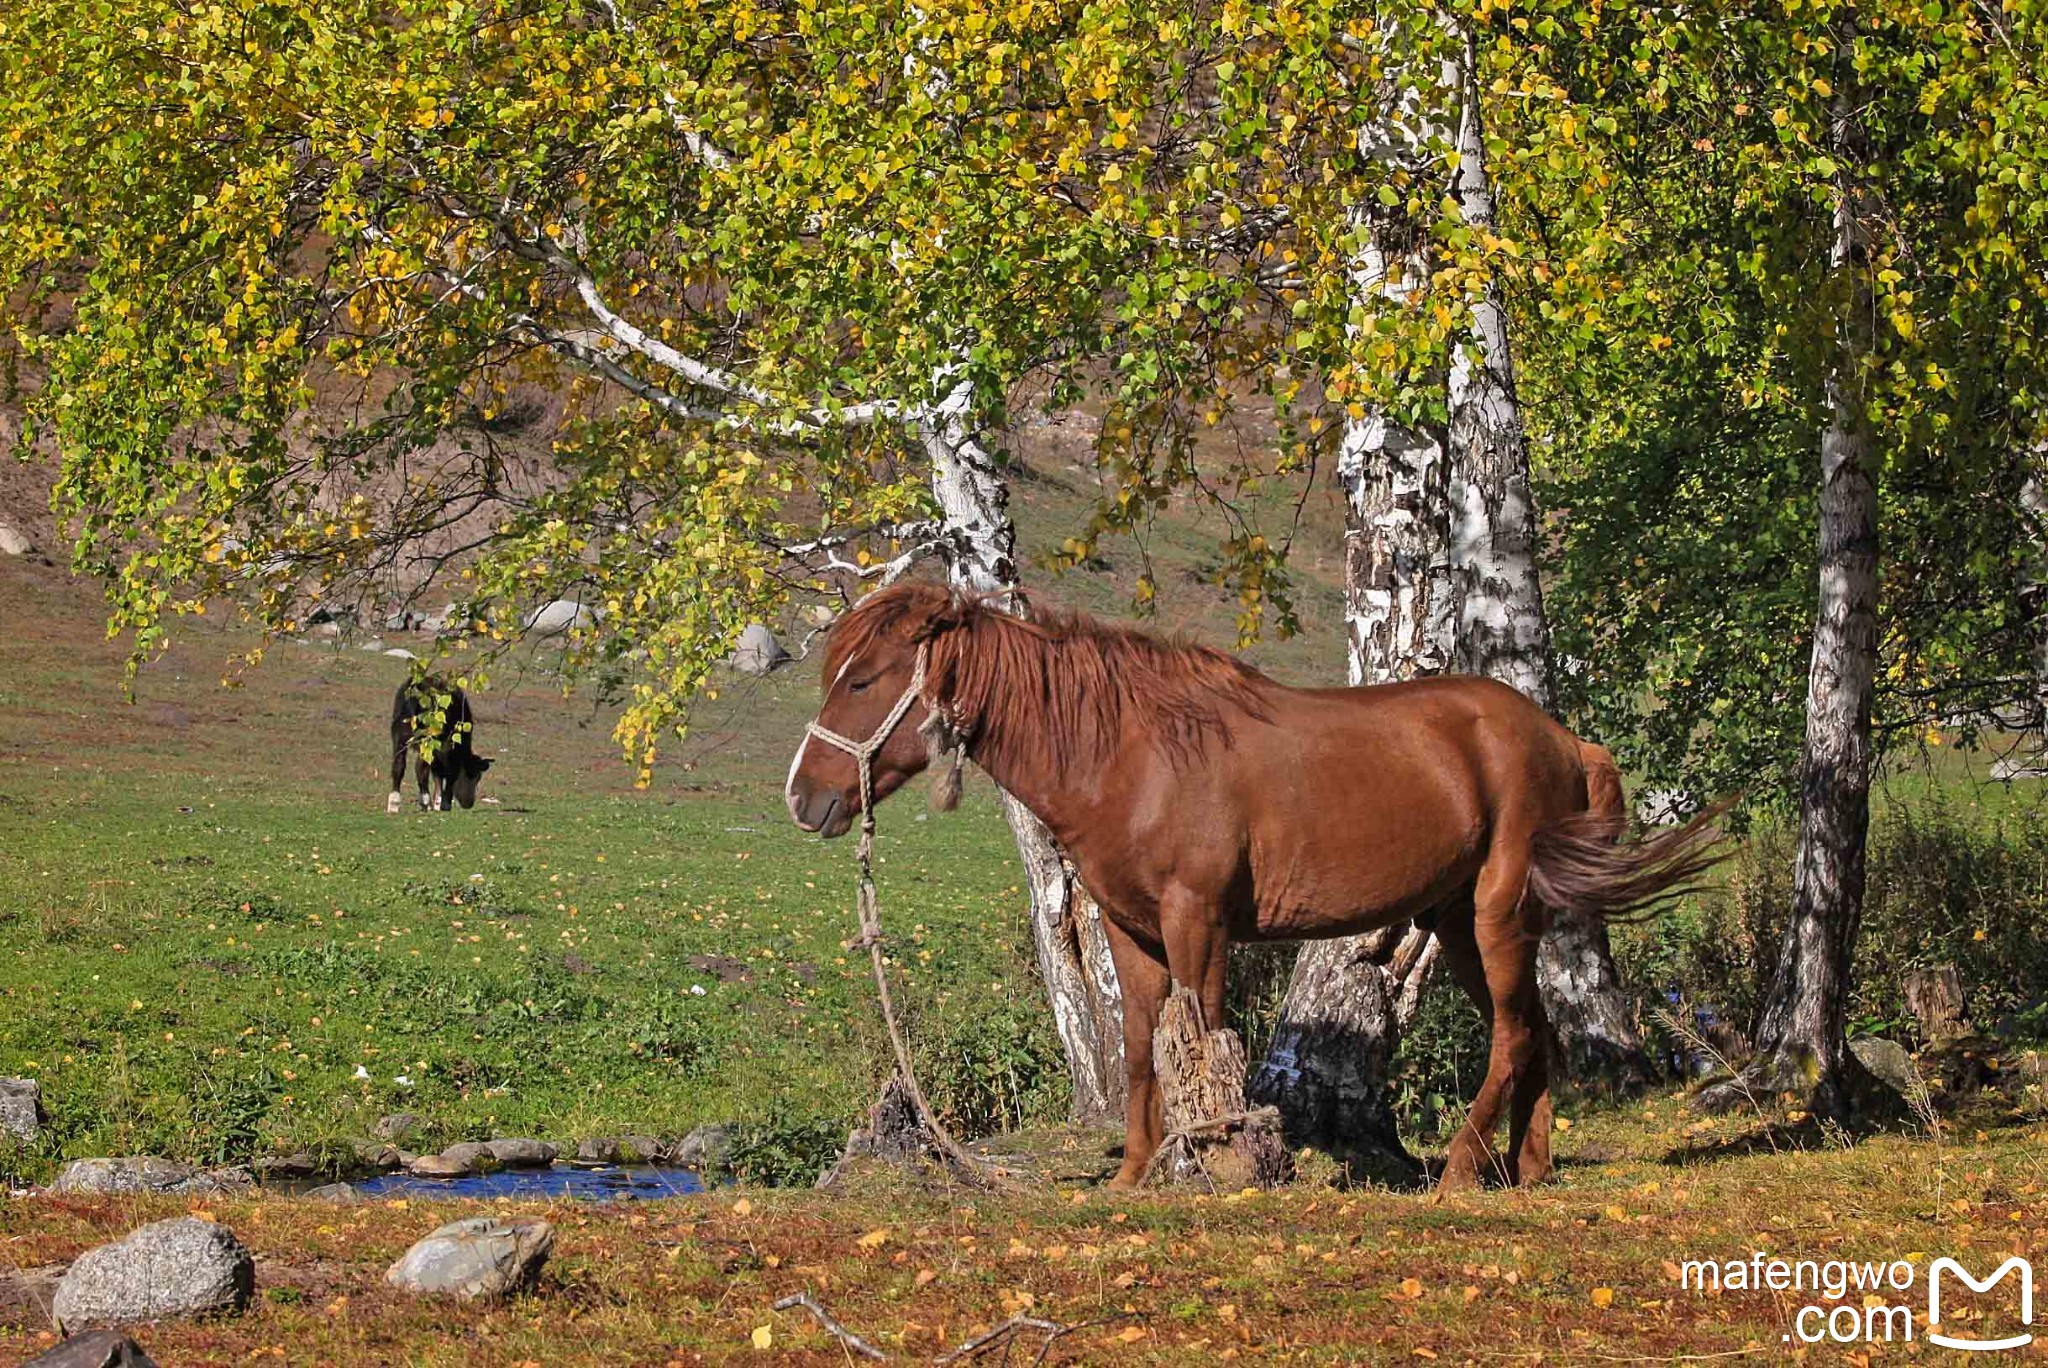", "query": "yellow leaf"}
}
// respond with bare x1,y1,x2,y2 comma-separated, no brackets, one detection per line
1398,1277,1423,1300
732,1198,752,1217
1554,1116,1573,1132
751,1325,773,1350
857,1228,890,1249
1414,1350,1439,1361
1115,1326,1146,1343
1591,1287,1616,1308
915,1269,937,1287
